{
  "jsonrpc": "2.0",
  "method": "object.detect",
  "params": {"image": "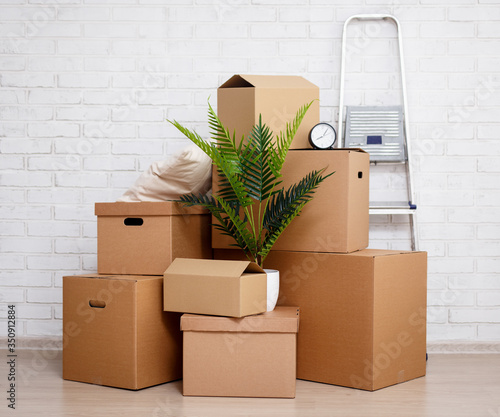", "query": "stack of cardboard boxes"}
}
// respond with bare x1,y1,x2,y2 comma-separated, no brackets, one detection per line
62,203,211,390
213,75,428,392
62,74,427,396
